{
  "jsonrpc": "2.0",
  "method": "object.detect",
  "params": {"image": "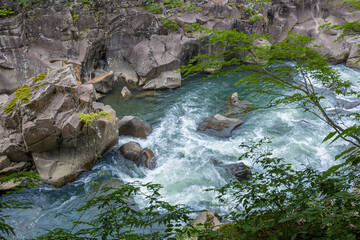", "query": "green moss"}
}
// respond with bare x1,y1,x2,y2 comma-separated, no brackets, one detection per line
79,111,111,125
32,72,48,83
4,72,48,114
